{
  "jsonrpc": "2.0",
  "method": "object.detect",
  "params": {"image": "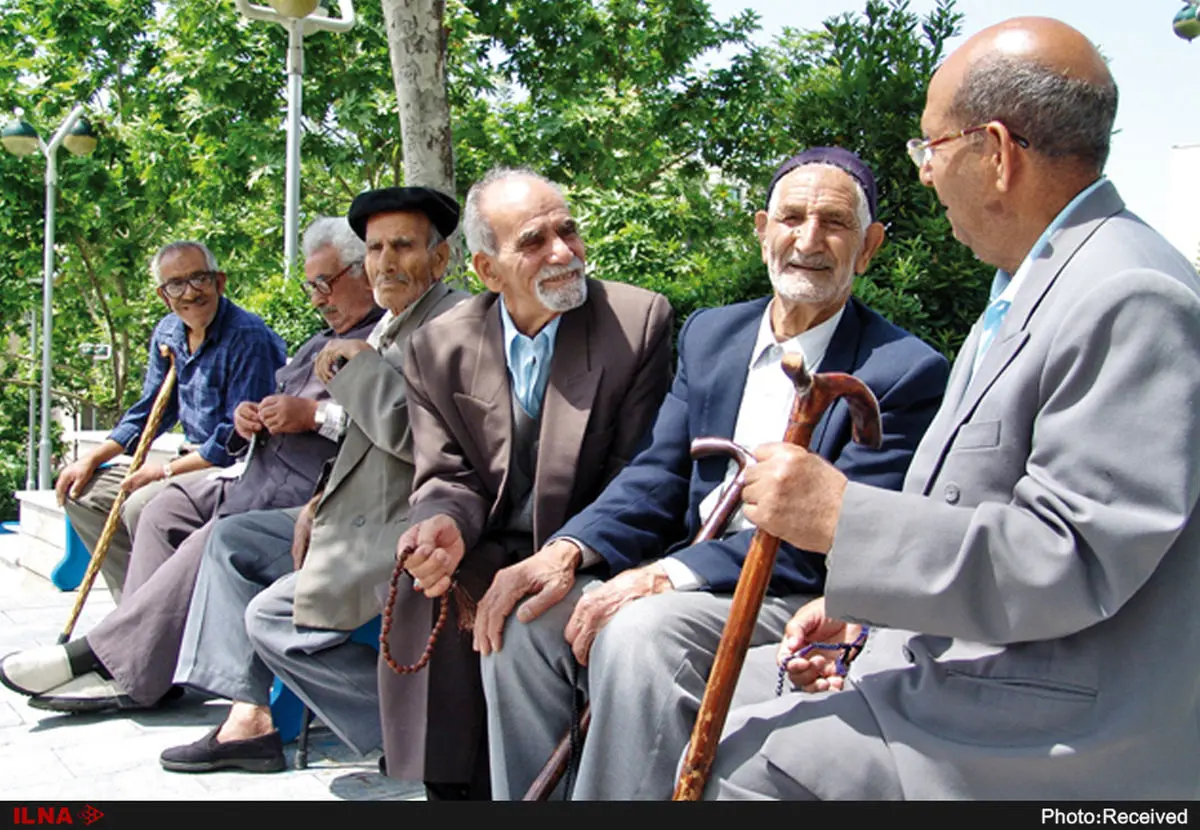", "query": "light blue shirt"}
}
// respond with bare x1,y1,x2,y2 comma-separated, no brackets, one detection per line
499,299,561,419
971,177,1108,378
